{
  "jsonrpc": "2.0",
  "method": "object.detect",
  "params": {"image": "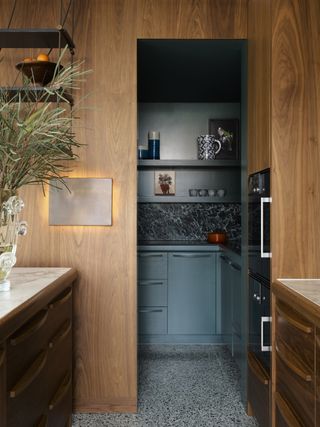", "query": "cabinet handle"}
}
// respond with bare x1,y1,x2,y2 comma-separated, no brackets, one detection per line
9,349,48,398
172,254,211,258
275,338,312,382
230,262,241,271
261,197,272,258
139,309,163,313
220,255,231,264
35,415,48,427
247,351,269,385
49,320,72,349
0,348,5,368
261,316,272,351
49,372,72,411
138,253,164,258
139,280,164,286
275,392,302,427
276,304,312,334
10,309,48,346
49,287,72,310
